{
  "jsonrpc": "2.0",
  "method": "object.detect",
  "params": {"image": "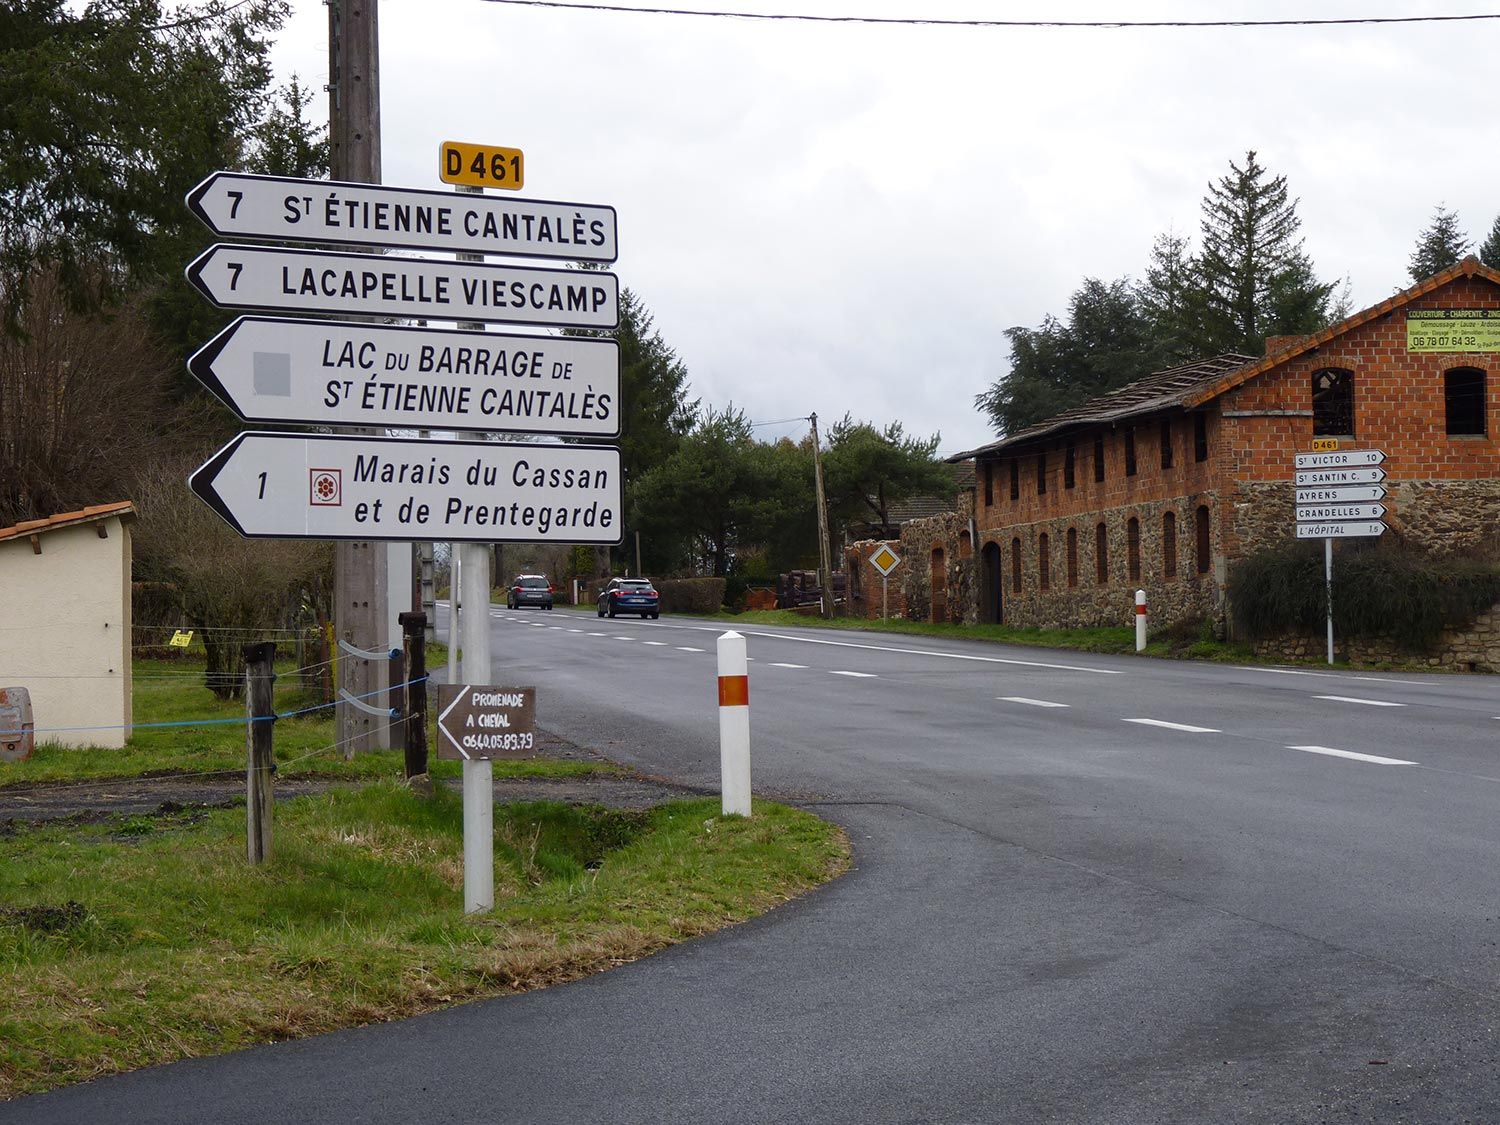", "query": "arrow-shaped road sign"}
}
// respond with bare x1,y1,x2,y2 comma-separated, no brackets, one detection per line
1294,521,1387,540
1295,503,1387,522
189,432,622,544
185,244,619,330
1295,485,1386,504
188,316,621,437
1293,448,1385,470
1293,466,1387,487
186,171,616,262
